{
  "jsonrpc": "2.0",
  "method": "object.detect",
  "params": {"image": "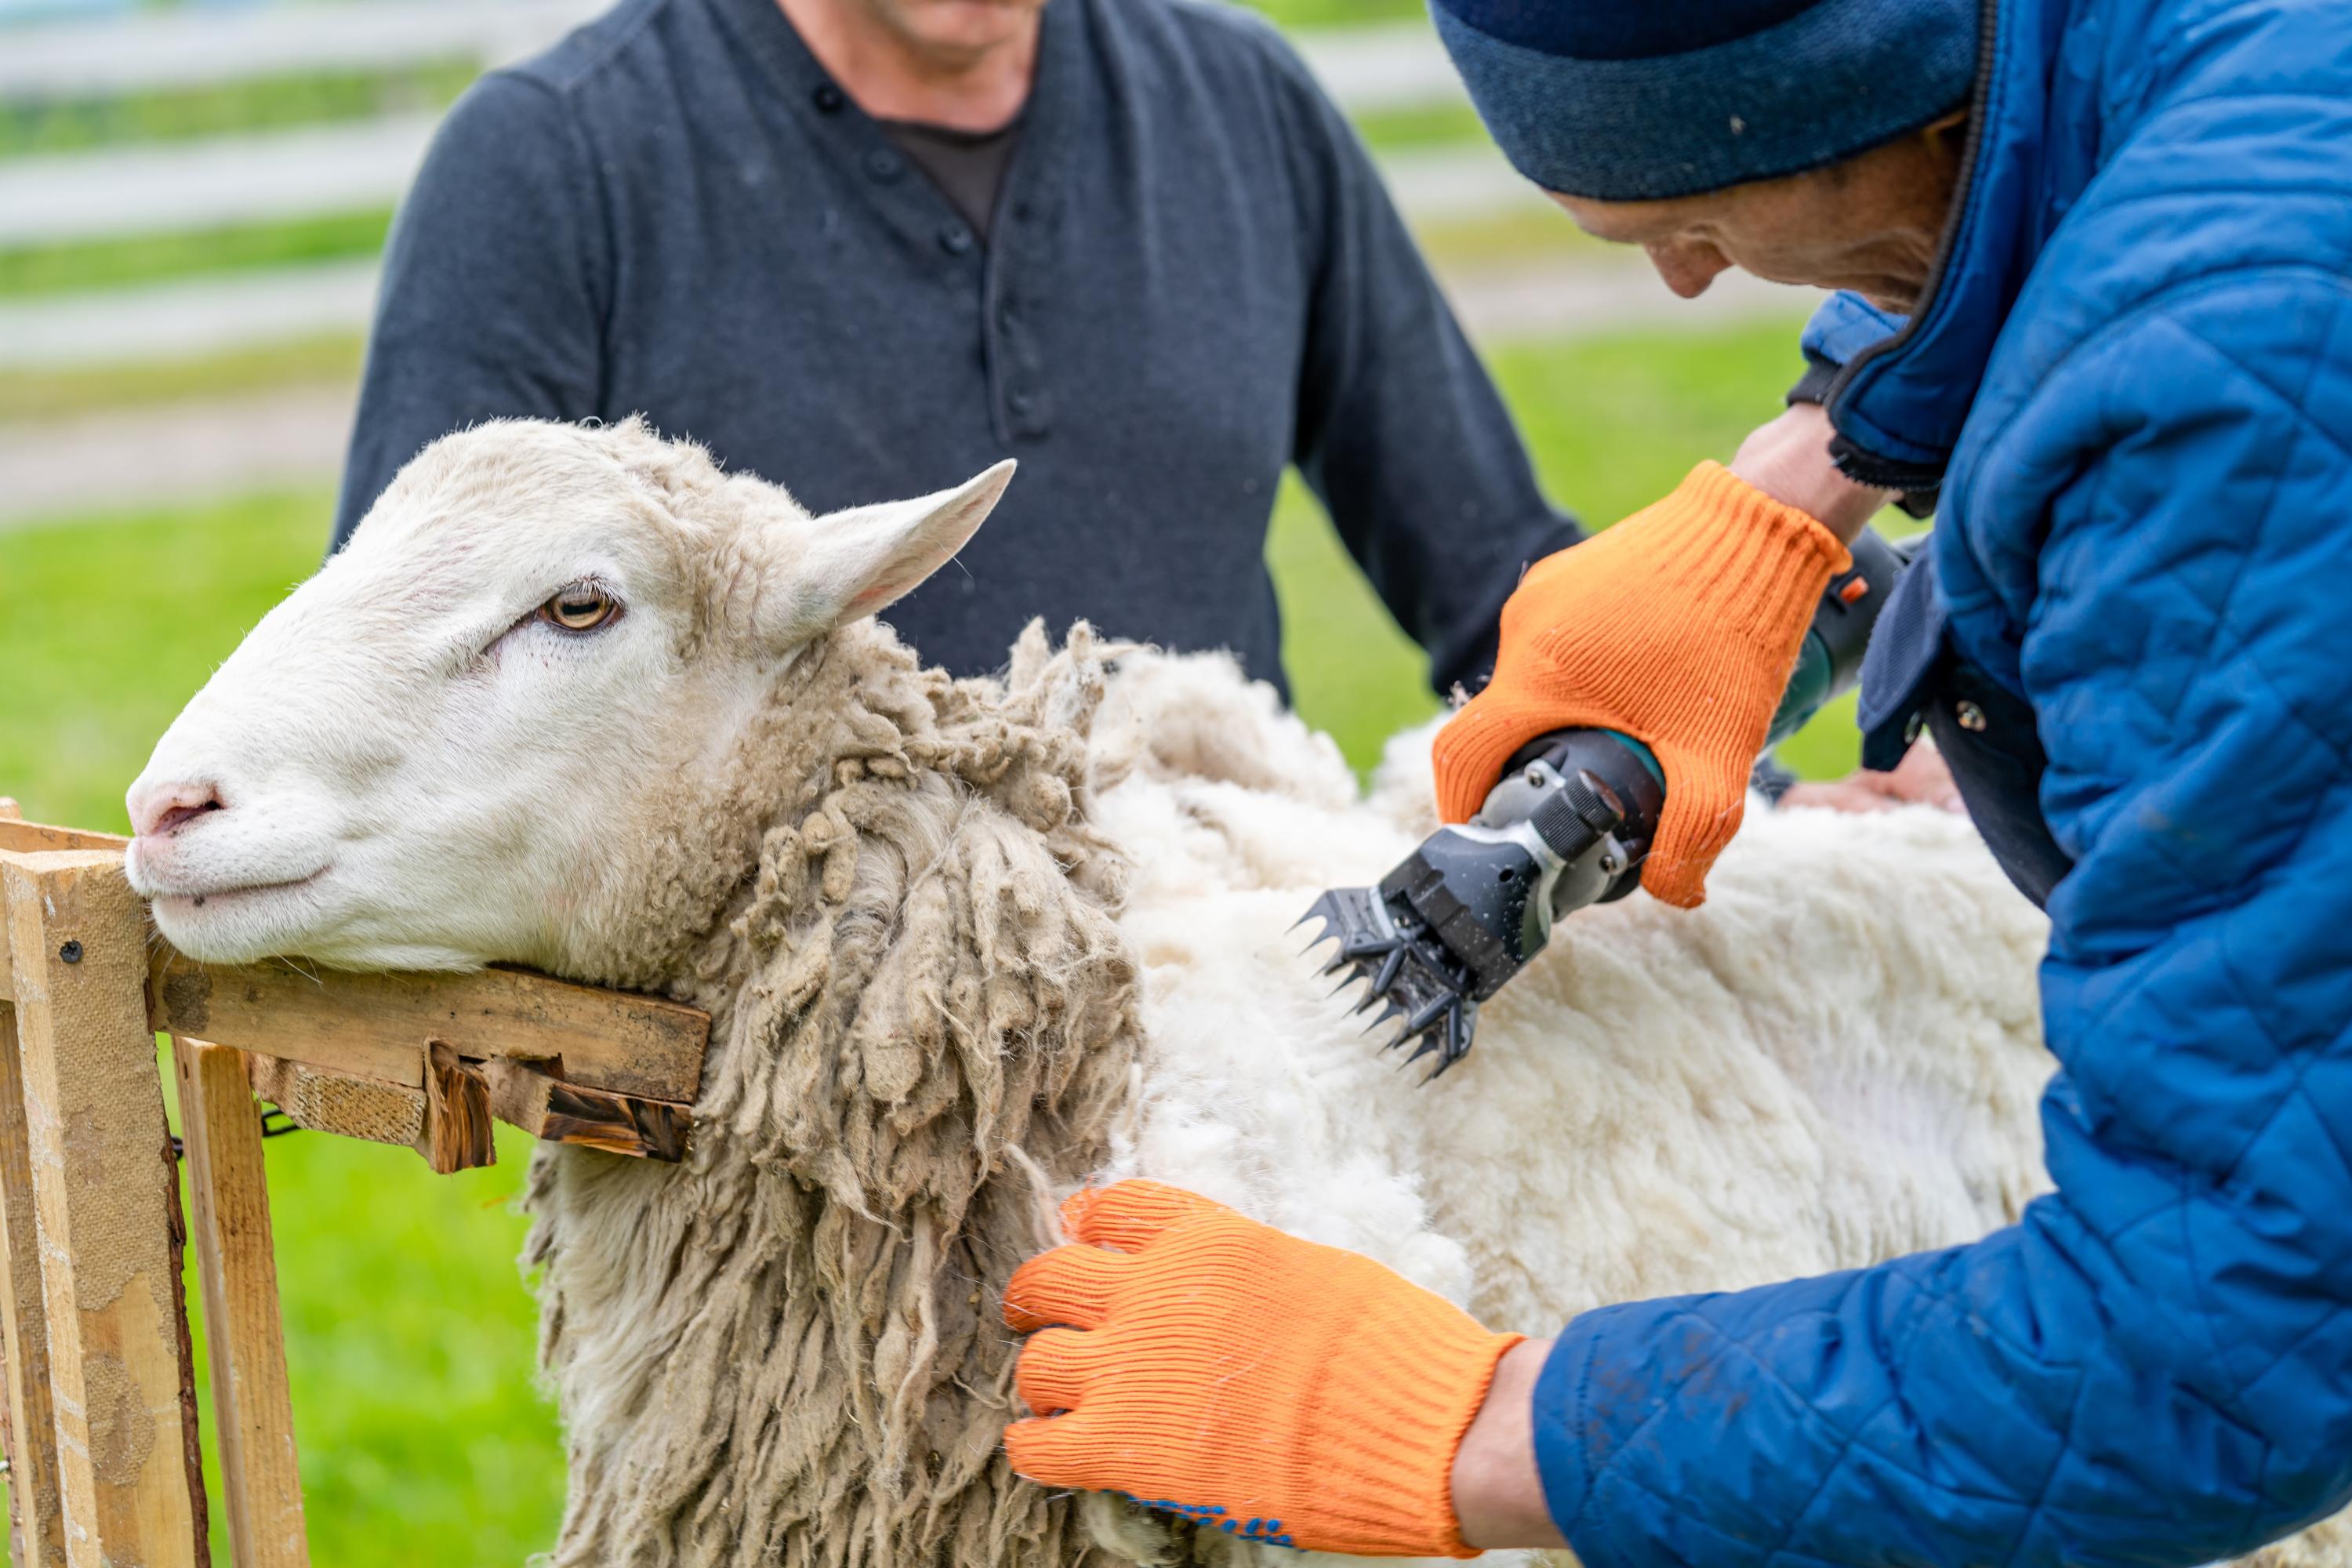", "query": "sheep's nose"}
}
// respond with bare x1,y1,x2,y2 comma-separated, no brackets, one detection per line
130,780,225,839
